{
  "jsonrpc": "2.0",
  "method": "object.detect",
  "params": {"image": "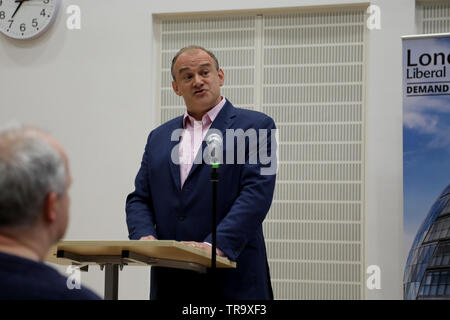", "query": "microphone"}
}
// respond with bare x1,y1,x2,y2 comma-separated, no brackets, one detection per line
206,133,223,165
